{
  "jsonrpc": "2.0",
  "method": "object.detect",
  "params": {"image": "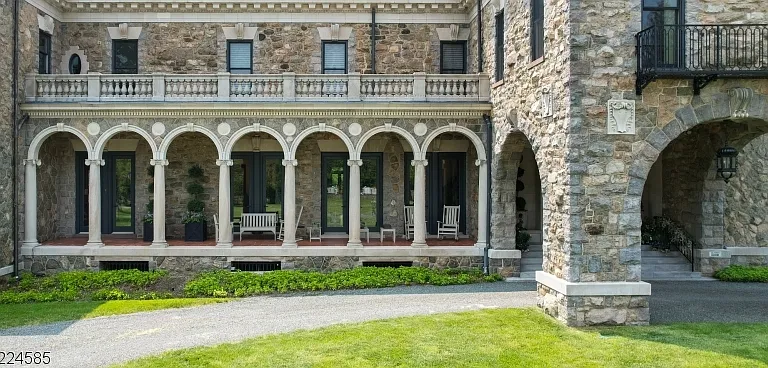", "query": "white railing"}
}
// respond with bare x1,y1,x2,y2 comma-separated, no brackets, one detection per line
25,72,491,103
